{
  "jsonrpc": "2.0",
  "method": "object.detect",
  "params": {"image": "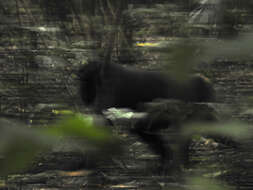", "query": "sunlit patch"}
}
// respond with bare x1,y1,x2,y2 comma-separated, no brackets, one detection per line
136,42,159,47
110,184,136,189
38,27,46,32
59,170,92,176
52,109,74,115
